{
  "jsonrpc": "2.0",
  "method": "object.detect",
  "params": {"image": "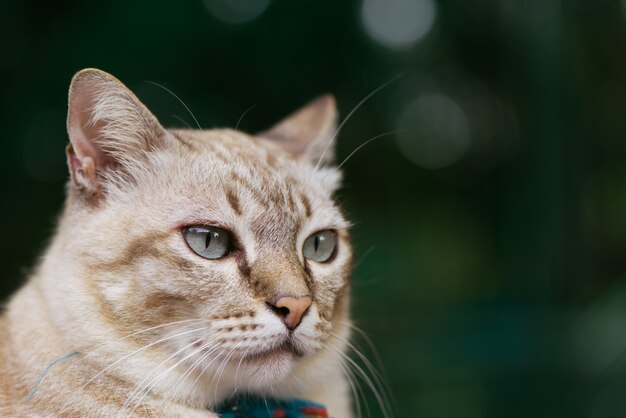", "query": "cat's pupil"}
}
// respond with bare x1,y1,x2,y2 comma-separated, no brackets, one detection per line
205,232,212,249
314,235,320,252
